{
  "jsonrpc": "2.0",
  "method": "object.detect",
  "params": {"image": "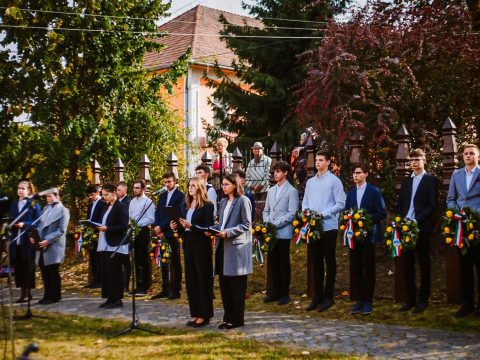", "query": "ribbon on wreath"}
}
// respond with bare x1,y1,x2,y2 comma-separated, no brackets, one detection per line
254,237,264,264
453,211,464,248
391,224,402,258
294,222,310,246
342,211,355,249
75,233,83,255
154,243,161,267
